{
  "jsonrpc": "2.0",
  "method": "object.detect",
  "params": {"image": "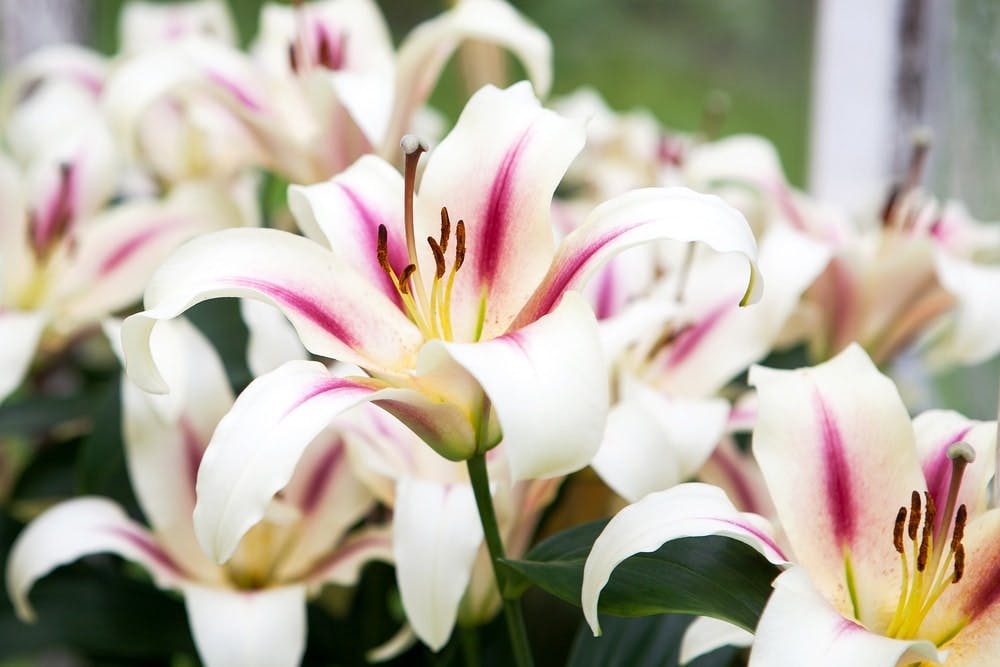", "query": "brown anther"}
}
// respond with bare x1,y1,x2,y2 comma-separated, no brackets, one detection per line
880,184,901,226
428,237,446,279
376,224,392,274
908,490,922,541
924,492,936,538
288,42,299,72
454,220,466,271
398,264,417,294
439,207,451,253
917,528,930,572
951,504,968,552
893,507,907,554
953,544,965,583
